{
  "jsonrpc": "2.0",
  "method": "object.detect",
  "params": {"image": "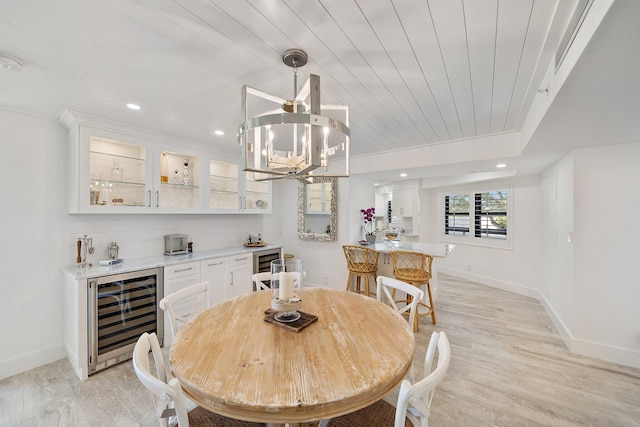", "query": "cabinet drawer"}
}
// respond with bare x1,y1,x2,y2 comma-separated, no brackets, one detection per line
164,274,201,296
164,261,201,280
229,253,251,268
